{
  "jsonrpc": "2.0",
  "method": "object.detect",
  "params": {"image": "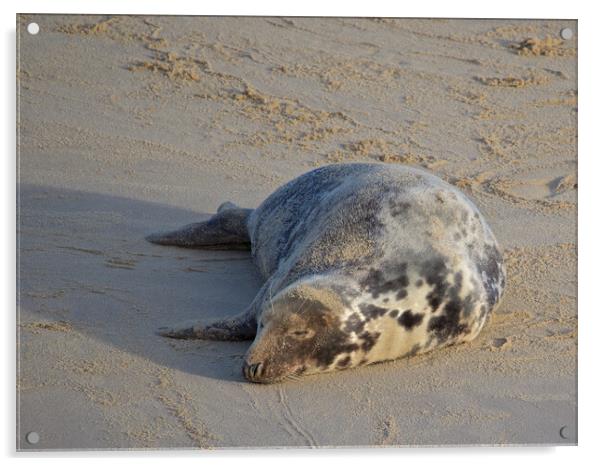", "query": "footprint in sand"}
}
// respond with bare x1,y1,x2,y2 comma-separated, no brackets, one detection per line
502,175,577,200
491,172,576,203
